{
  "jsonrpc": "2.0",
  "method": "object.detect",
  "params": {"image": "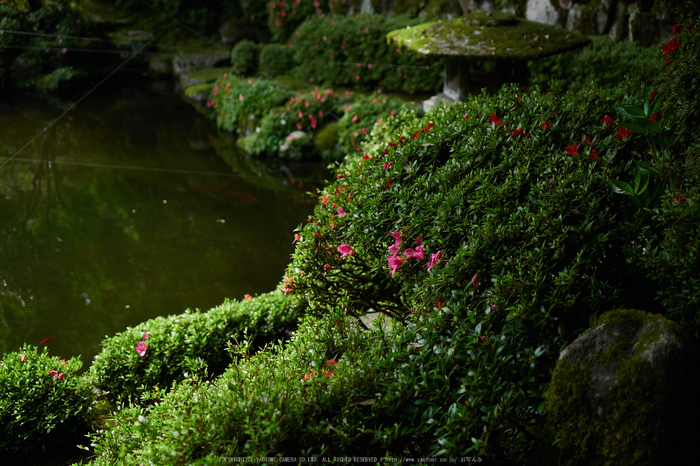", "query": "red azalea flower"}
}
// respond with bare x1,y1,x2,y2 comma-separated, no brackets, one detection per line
671,23,683,35
489,112,504,127
436,297,442,310
582,133,592,144
649,90,658,102
413,130,421,140
388,141,397,147
614,126,633,141
424,121,434,133
662,37,681,62
542,120,551,130
590,149,599,160
565,142,579,156
601,115,614,128
650,112,658,123
675,192,688,202
509,128,523,138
